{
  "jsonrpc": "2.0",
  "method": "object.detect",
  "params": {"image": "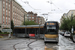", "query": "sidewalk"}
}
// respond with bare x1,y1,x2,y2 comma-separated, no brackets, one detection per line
0,36,16,41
